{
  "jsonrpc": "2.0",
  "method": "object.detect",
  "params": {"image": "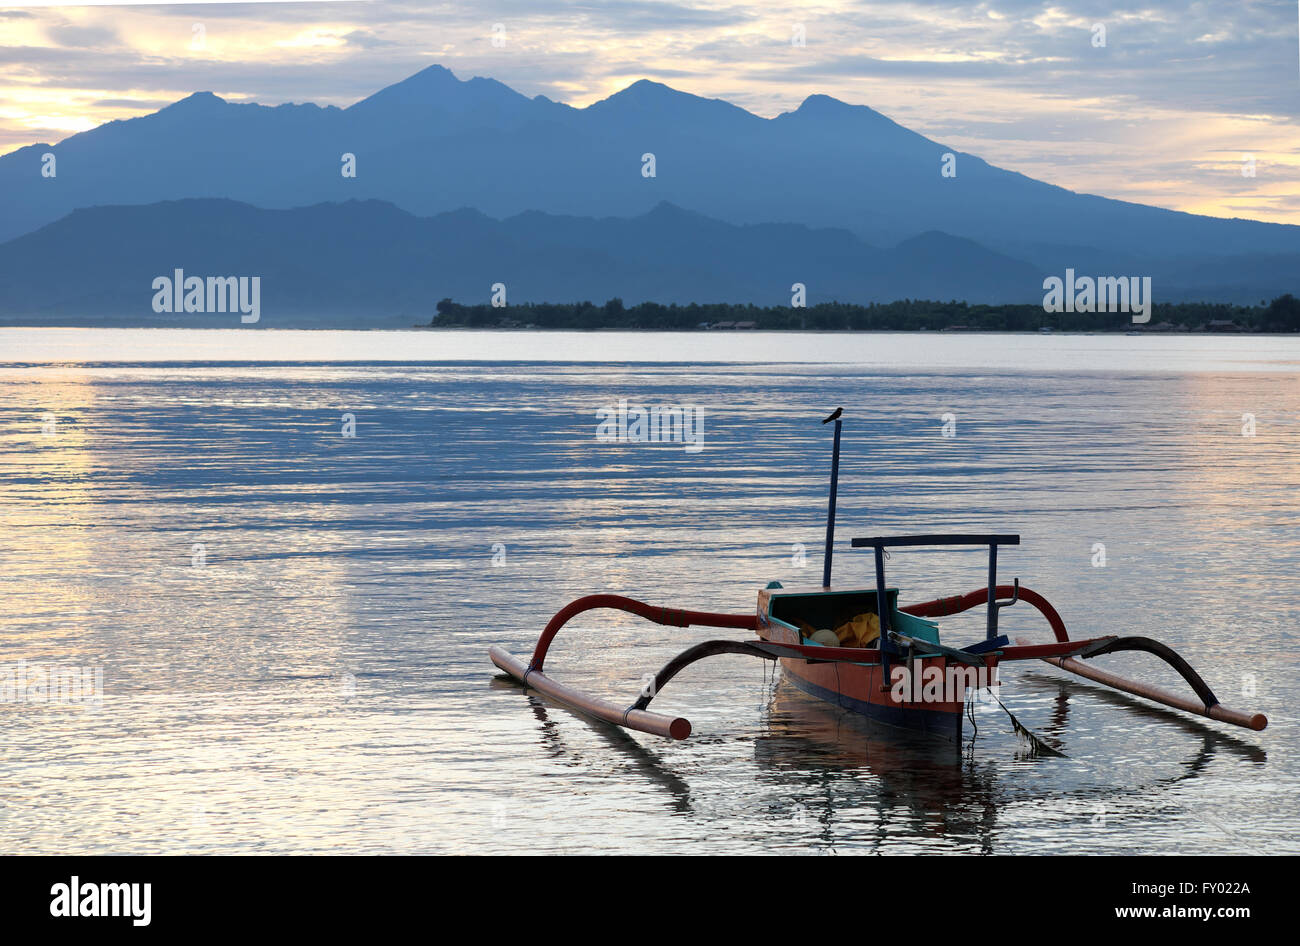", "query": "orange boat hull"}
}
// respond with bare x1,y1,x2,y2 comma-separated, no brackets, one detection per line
758,591,965,742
